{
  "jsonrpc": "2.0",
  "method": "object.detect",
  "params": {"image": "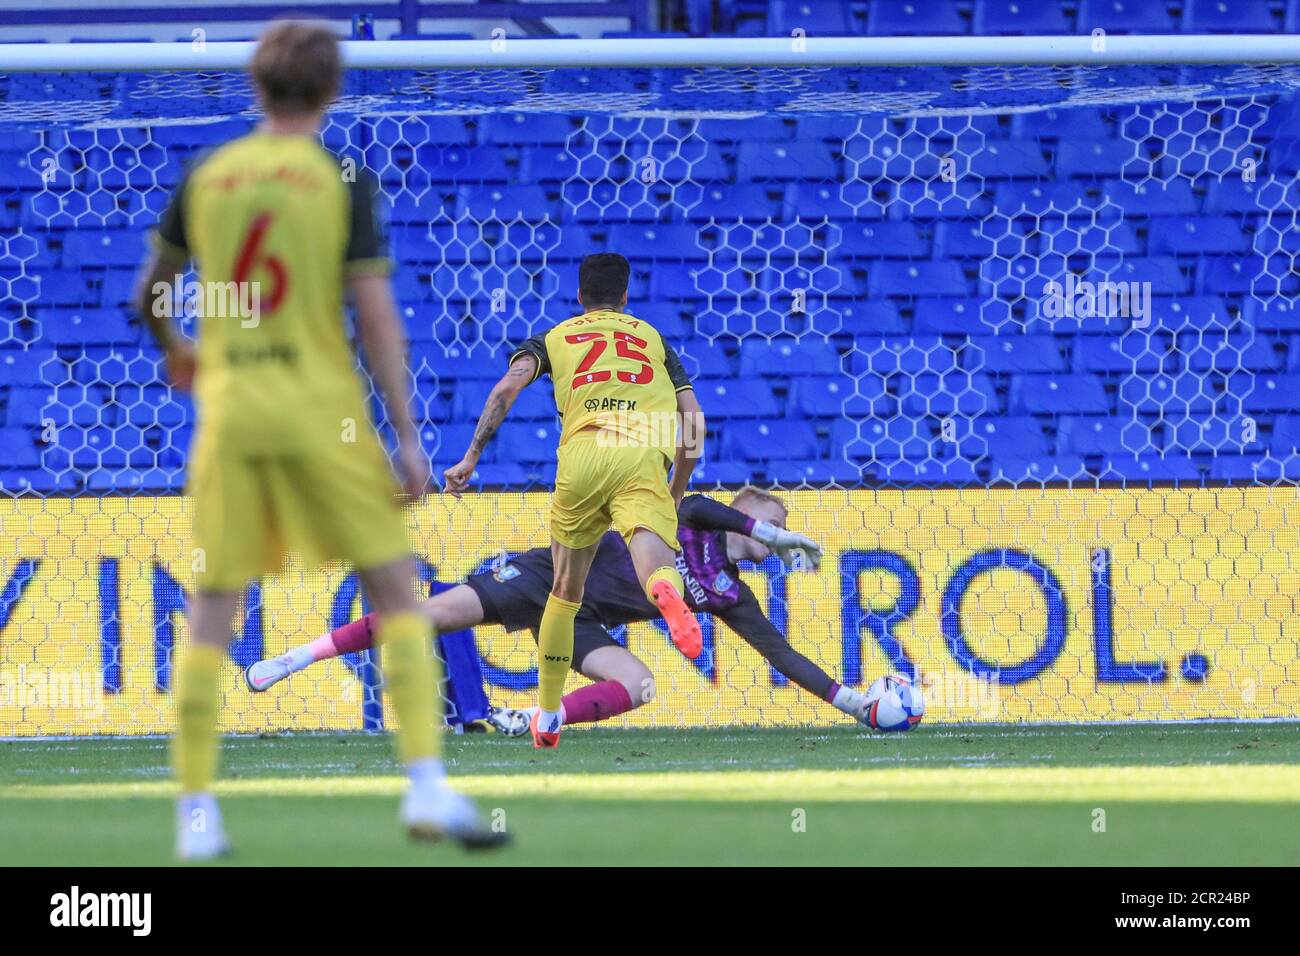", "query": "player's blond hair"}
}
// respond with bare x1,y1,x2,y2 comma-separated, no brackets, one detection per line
251,21,342,117
730,486,787,515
